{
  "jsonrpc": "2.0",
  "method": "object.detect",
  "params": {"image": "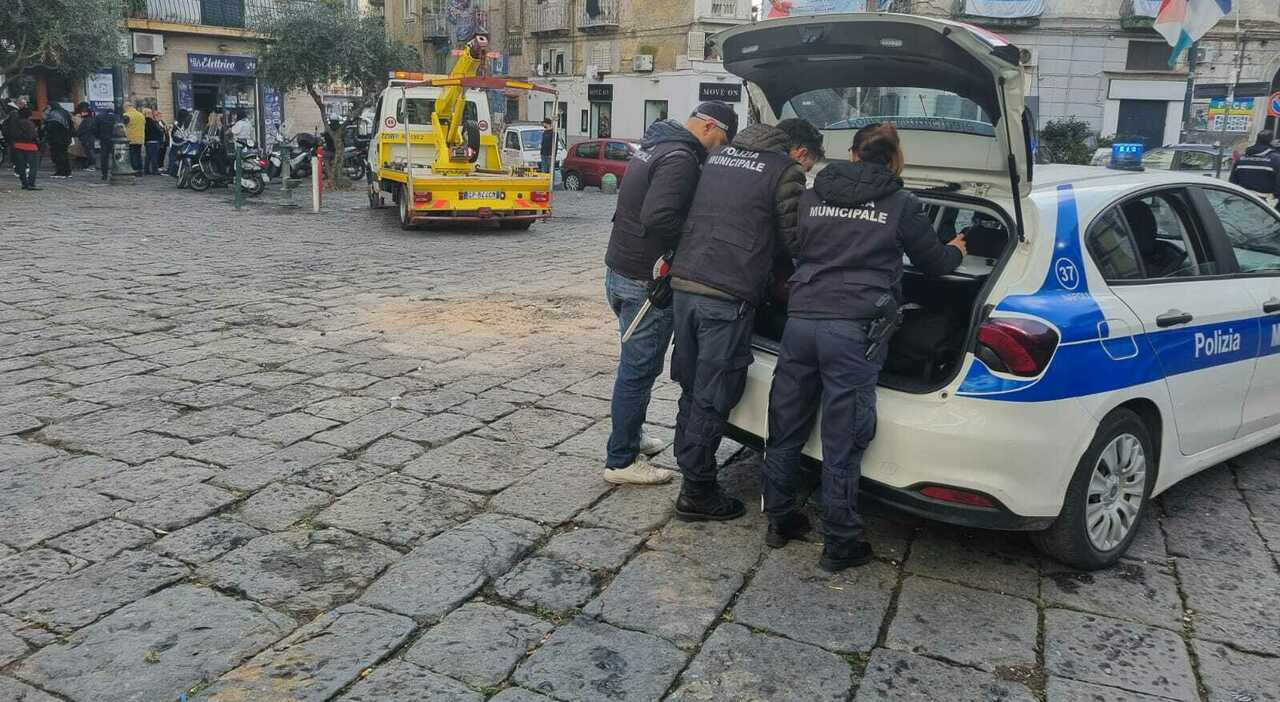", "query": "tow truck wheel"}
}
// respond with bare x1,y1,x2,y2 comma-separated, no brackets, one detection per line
1031,408,1153,571
397,186,415,230
368,182,384,209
